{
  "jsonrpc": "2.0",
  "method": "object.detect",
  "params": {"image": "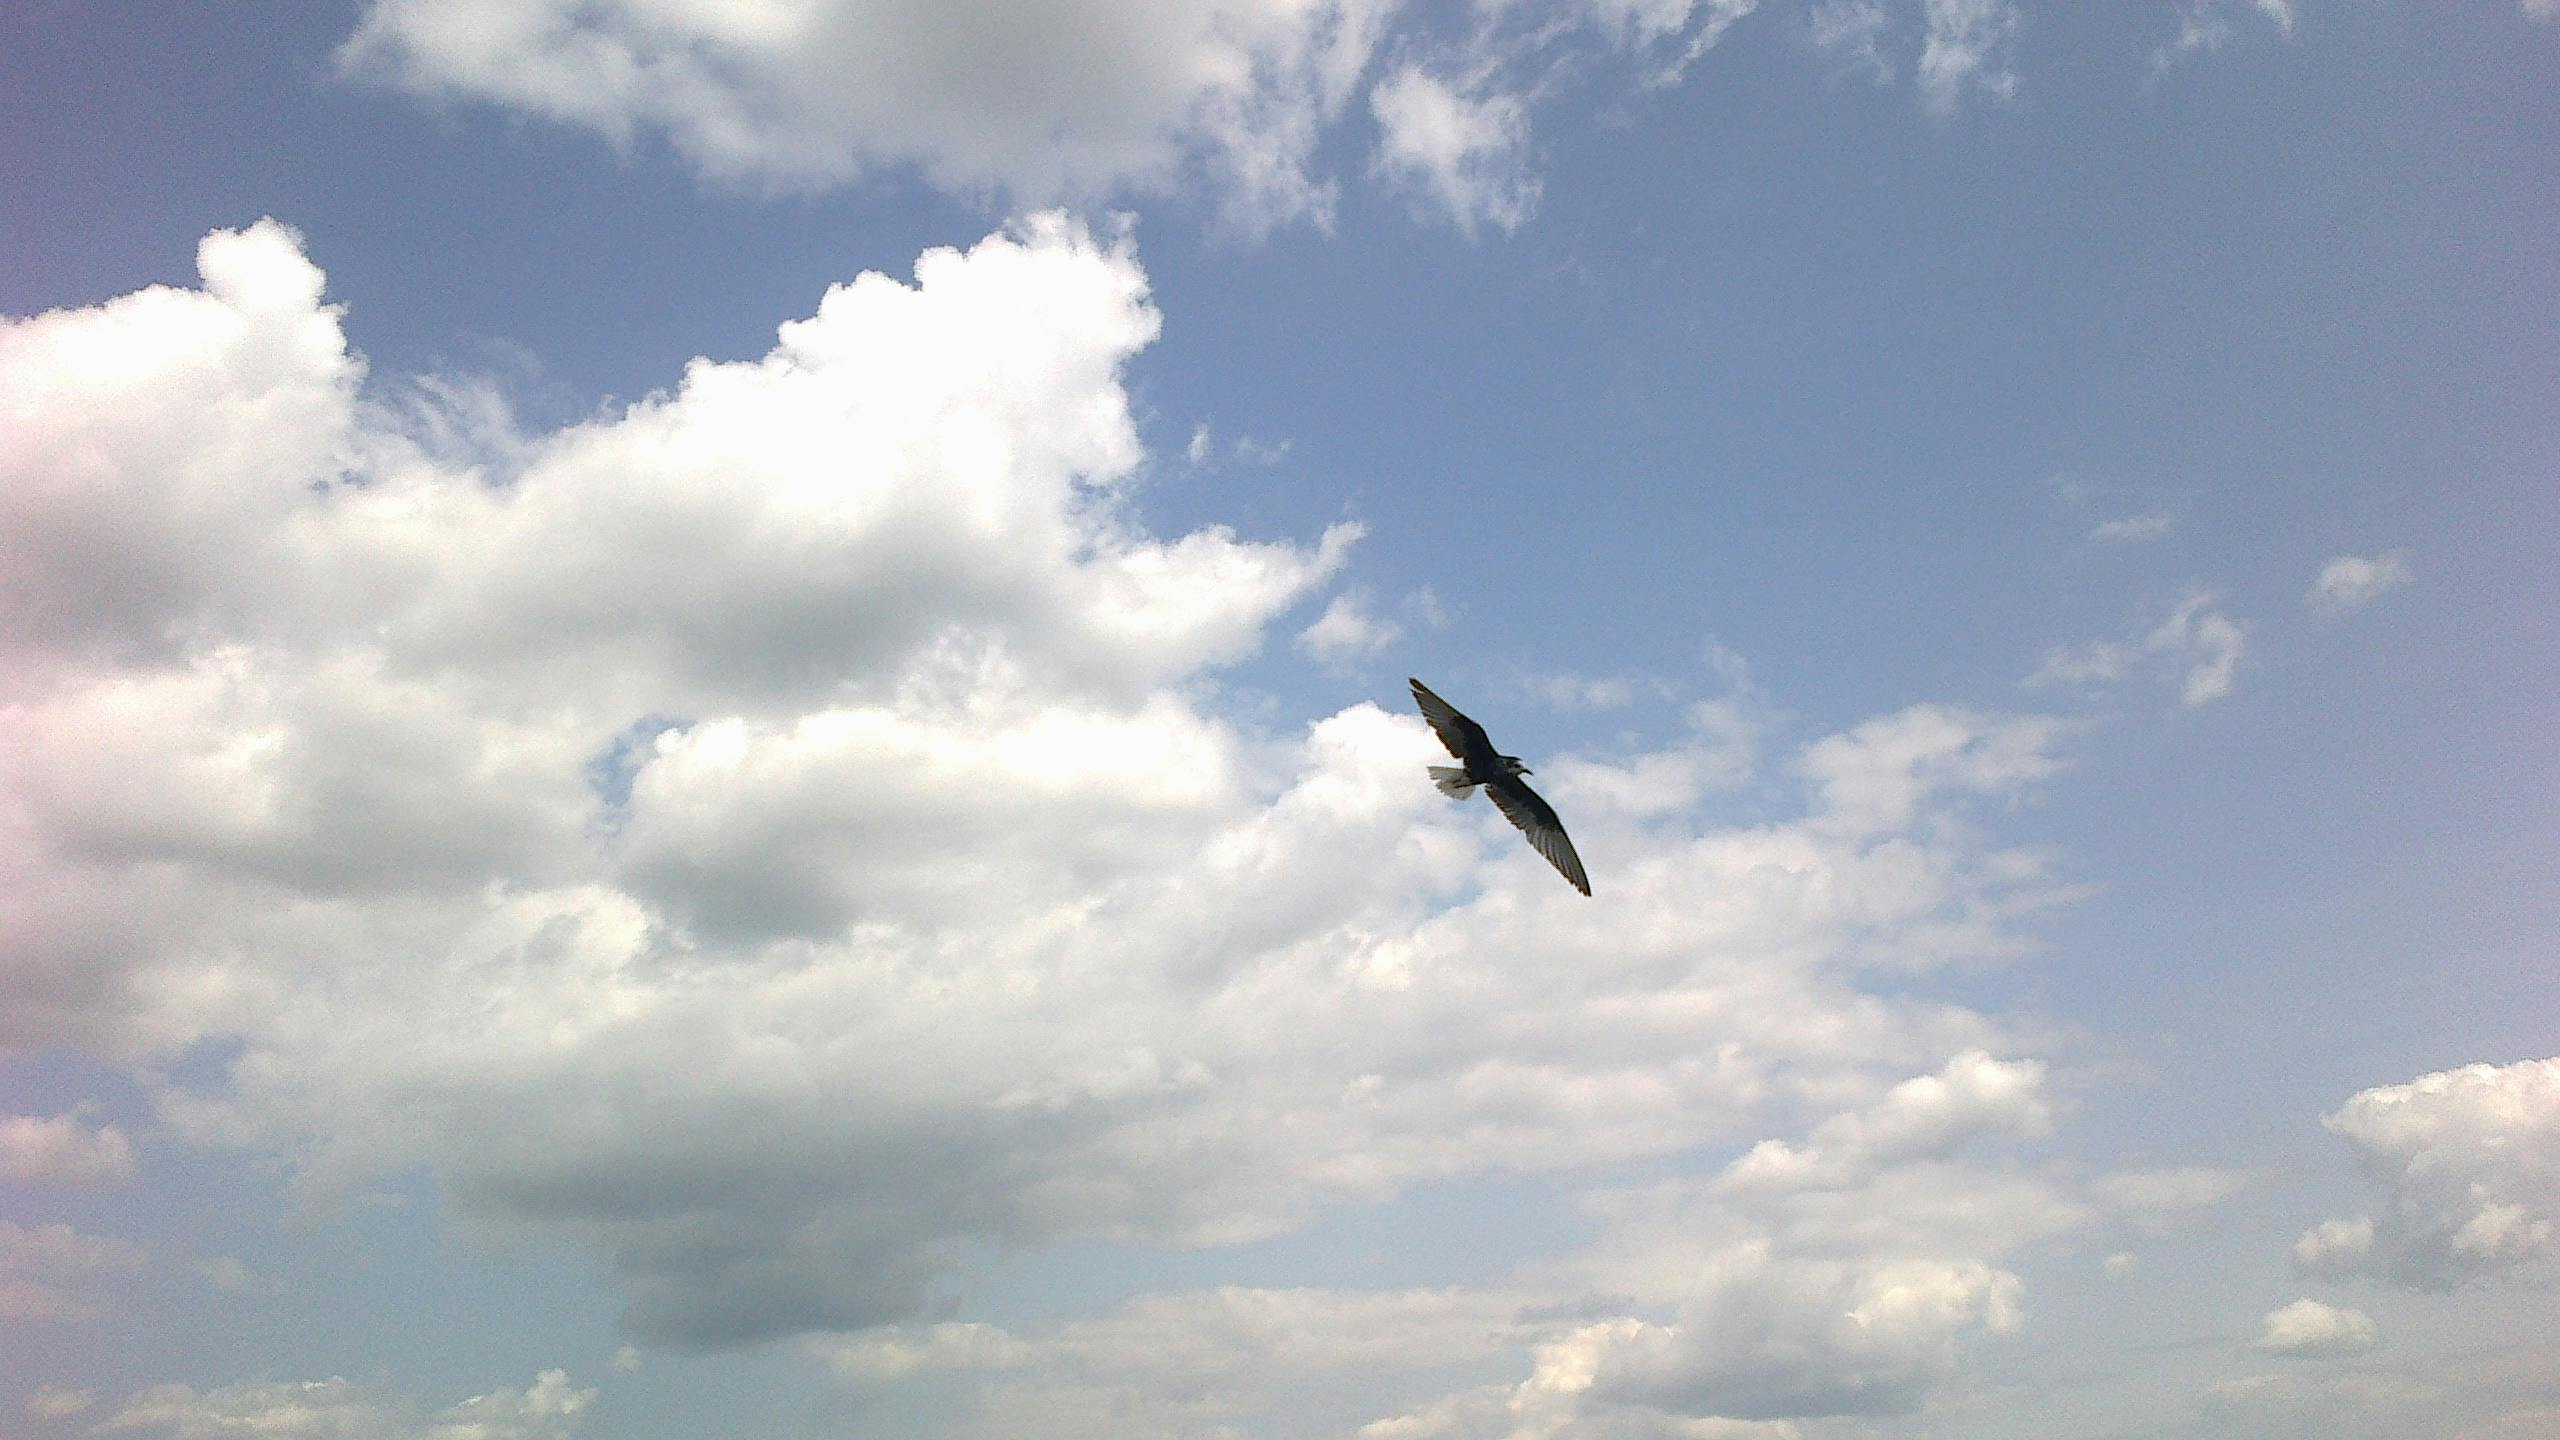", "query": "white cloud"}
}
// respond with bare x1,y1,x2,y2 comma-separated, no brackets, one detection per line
1369,64,1541,235
1809,1,1895,82
2156,0,2294,69
2089,511,2175,543
2148,590,2247,706
335,1,1776,236
0,1221,147,1322
817,1288,1517,1438
1917,0,2020,114
1798,704,2068,836
6,220,2108,1368
2034,590,2246,706
2255,1297,2379,1357
2524,0,2555,22
2308,549,2414,614
1359,1059,2099,1435
1802,0,2029,111
0,1113,136,1187
340,0,1396,234
1298,590,1402,665
2295,1056,2560,1288
1720,1050,2053,1192
2092,1164,2261,1232
102,1370,591,1440
26,1385,96,1420
2025,639,2138,691
189,1255,270,1293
